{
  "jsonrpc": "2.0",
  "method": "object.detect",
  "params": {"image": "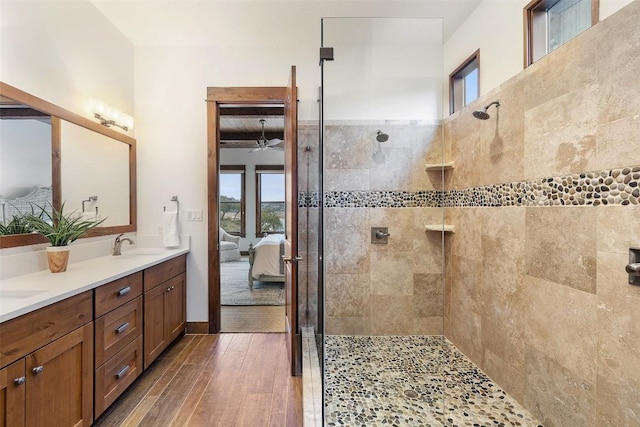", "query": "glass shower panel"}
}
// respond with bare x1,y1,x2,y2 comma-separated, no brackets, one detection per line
321,17,446,424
